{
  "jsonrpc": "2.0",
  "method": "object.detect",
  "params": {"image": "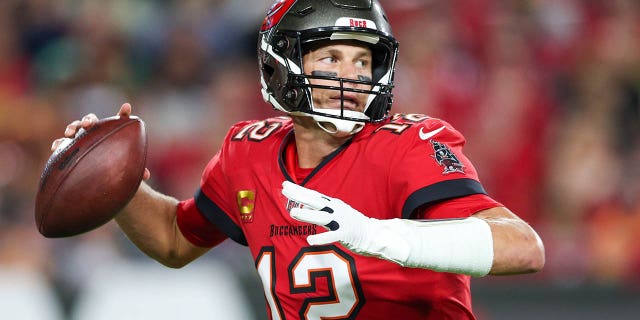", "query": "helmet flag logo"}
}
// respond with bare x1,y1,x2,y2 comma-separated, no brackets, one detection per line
261,0,296,31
